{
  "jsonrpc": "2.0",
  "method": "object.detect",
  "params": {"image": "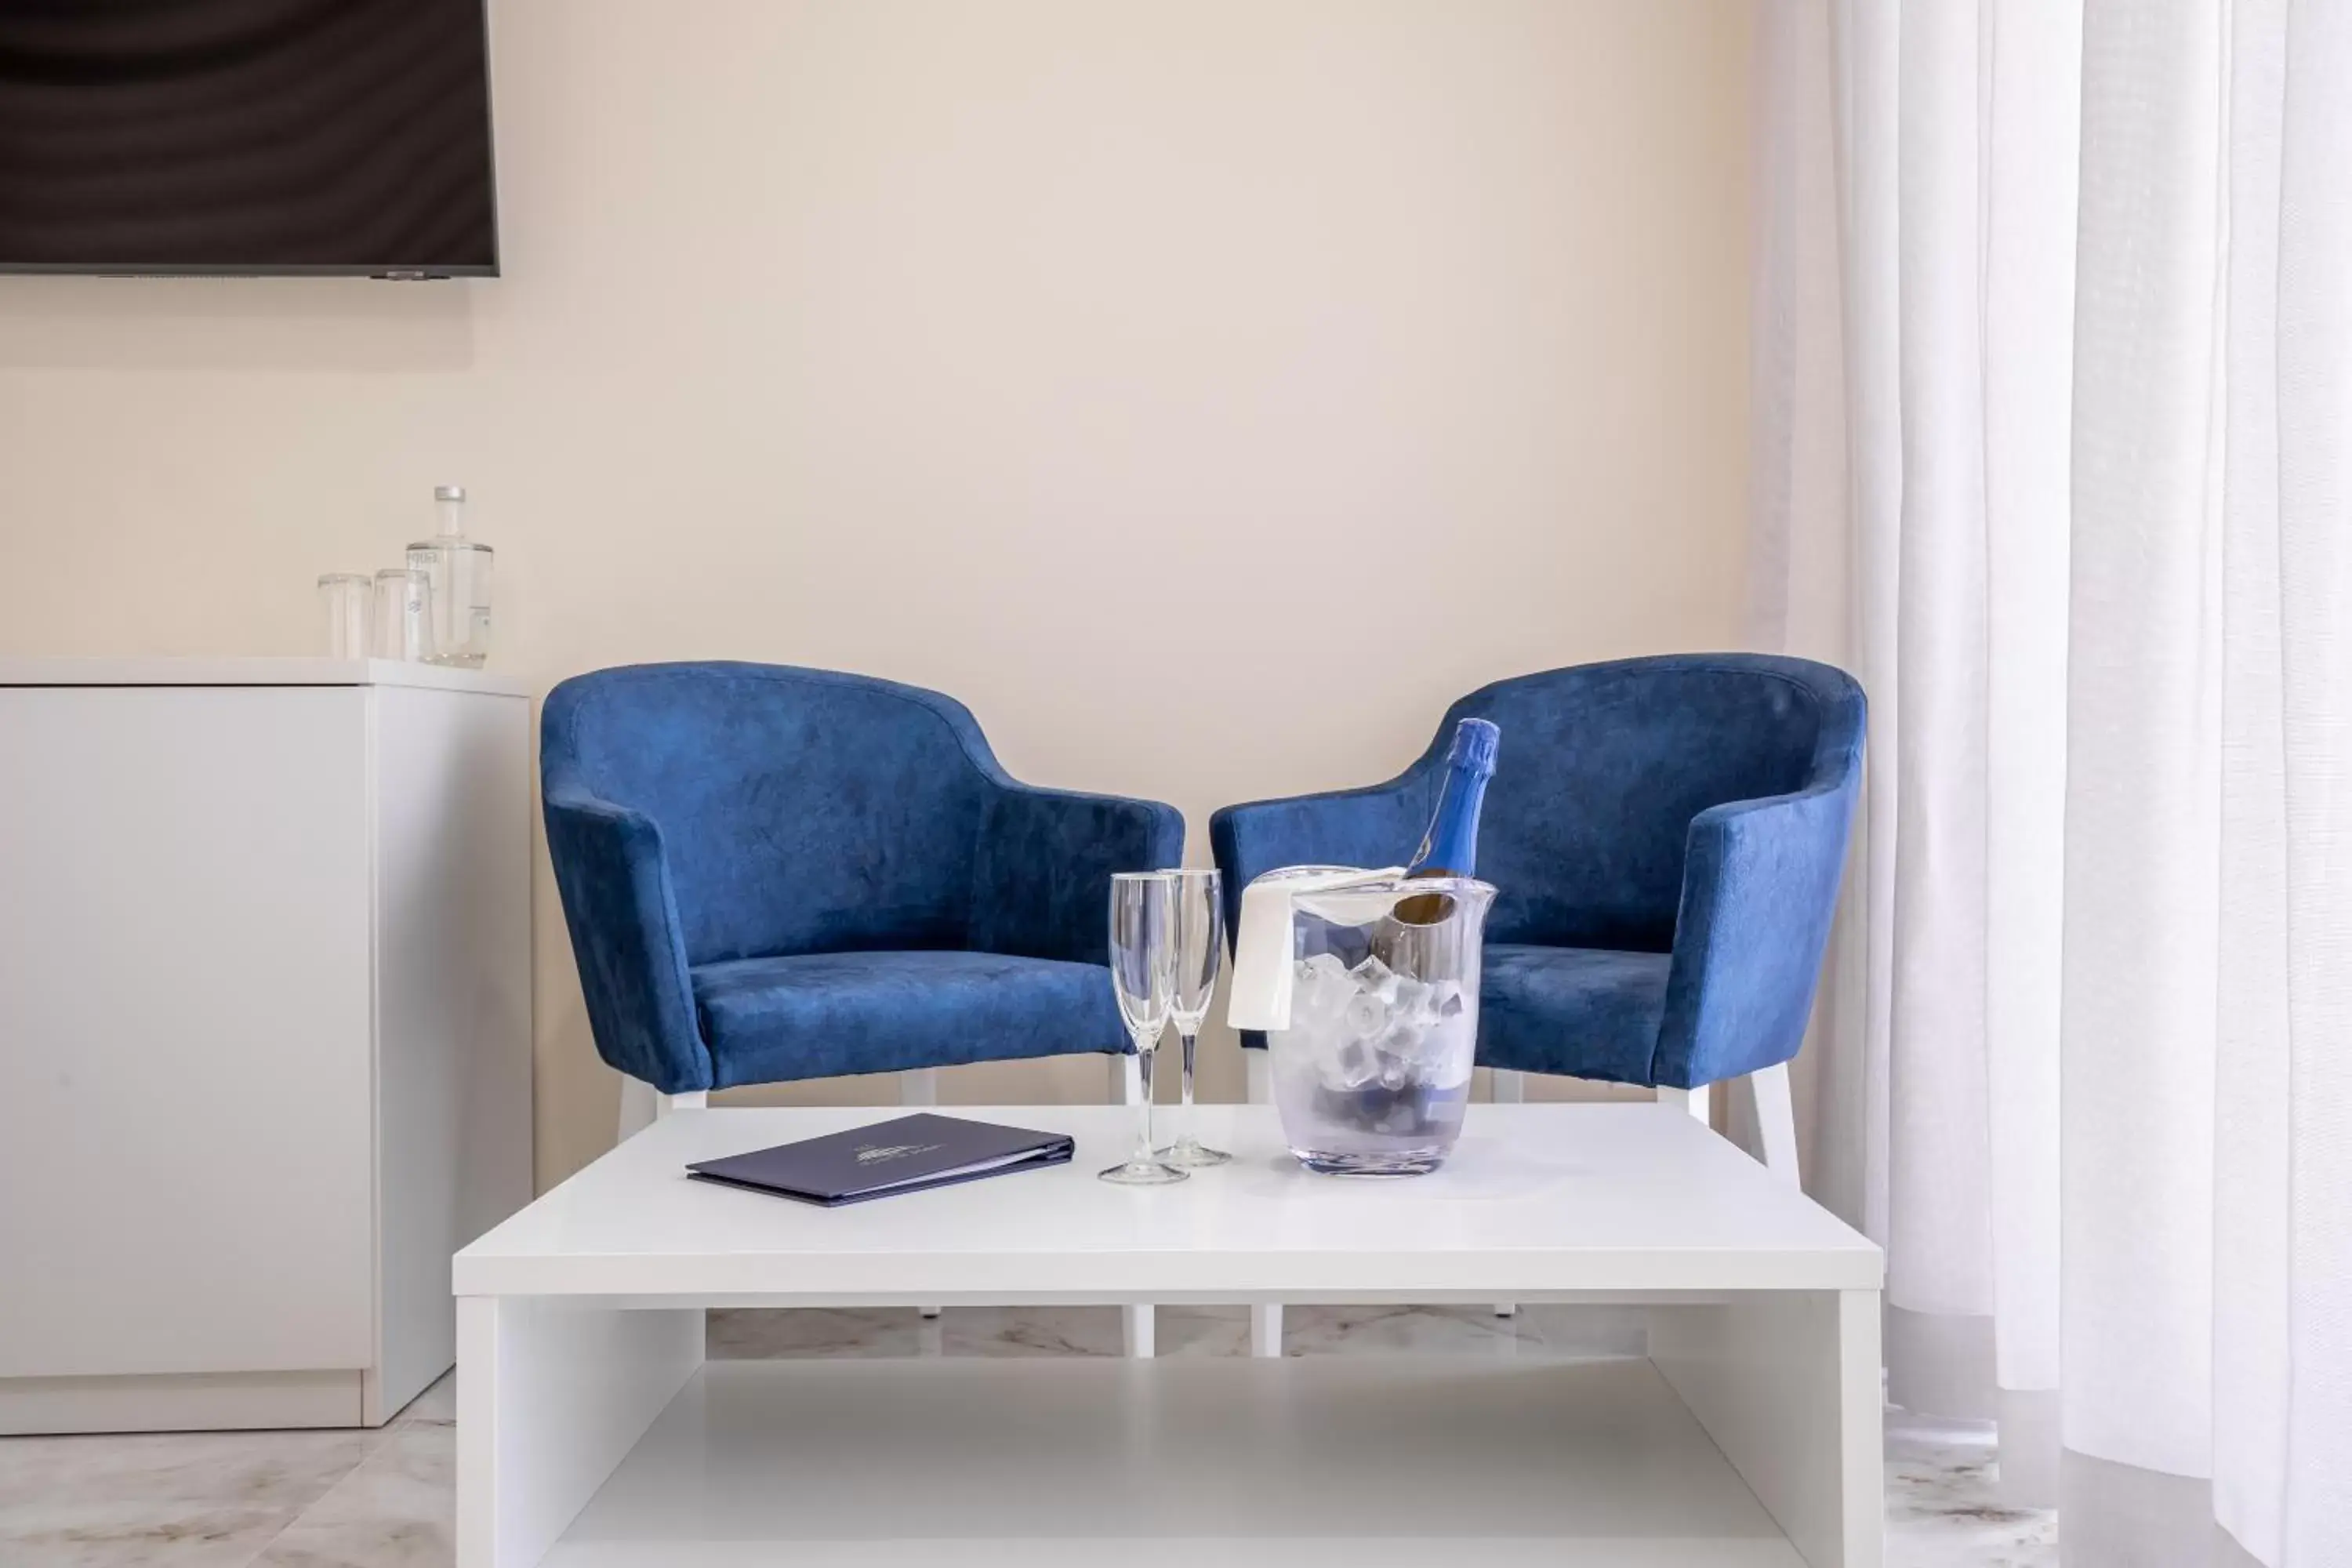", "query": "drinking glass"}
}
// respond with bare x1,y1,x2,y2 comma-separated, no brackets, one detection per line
372,568,435,662
1156,868,1230,1167
318,573,372,658
1099,871,1185,1185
